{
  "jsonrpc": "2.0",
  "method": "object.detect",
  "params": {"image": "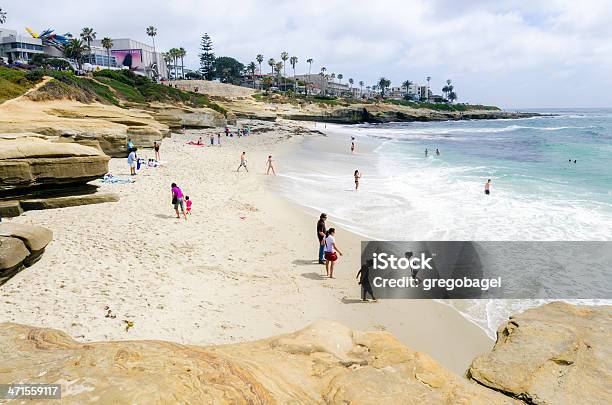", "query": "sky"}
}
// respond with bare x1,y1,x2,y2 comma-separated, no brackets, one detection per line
2,0,612,108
